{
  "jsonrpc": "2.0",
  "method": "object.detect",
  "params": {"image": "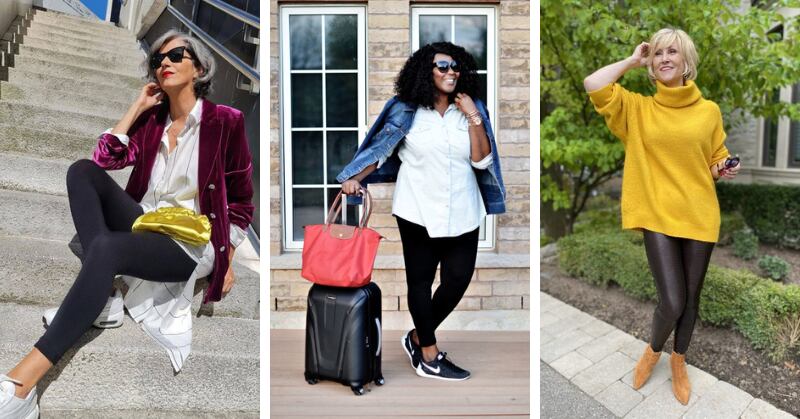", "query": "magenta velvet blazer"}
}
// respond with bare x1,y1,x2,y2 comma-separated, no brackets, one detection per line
92,99,255,303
